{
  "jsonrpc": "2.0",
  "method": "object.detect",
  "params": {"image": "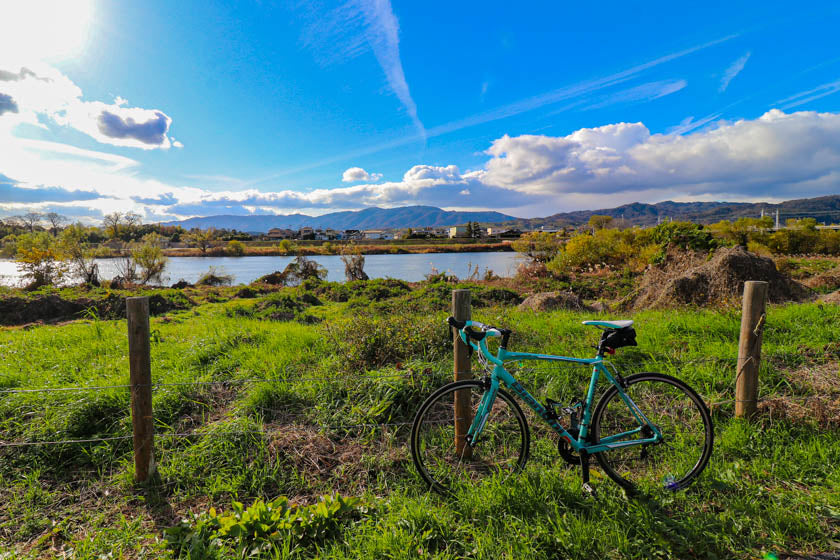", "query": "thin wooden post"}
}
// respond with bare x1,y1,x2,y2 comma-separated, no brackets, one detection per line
452,289,472,459
735,281,768,419
127,297,155,482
